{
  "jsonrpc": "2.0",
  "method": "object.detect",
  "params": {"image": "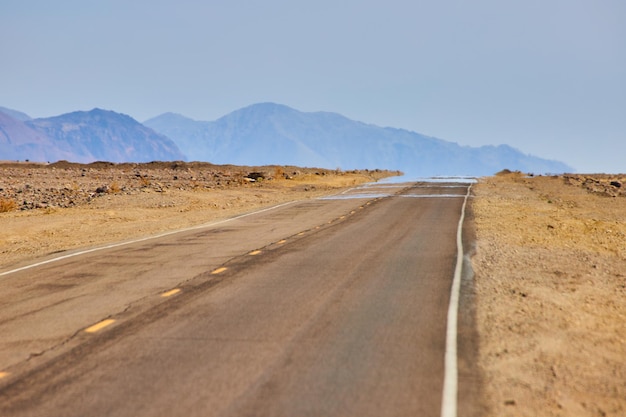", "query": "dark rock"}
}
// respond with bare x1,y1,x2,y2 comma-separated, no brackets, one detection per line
246,172,265,181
